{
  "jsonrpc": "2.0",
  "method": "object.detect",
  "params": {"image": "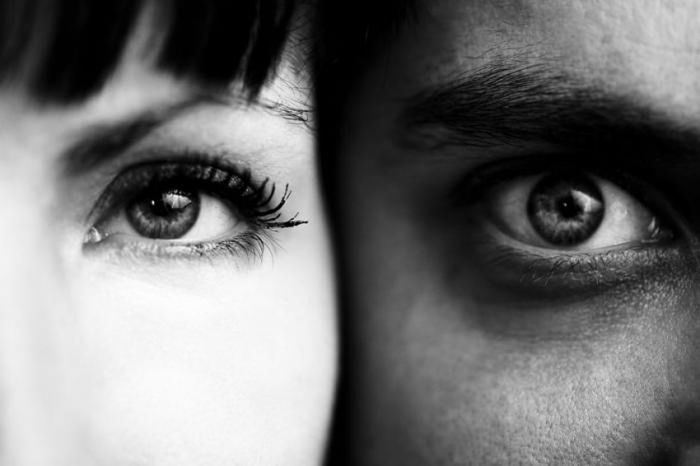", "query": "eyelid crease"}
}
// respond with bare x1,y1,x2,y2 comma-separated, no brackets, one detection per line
84,150,244,224
62,93,227,176
63,91,312,176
